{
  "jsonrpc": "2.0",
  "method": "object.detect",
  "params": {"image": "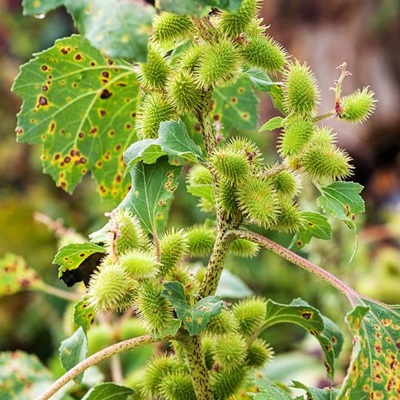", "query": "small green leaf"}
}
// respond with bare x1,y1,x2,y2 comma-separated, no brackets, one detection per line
252,377,292,400
119,157,182,234
317,182,365,231
64,0,155,60
81,382,134,400
12,35,139,201
338,299,400,400
158,0,217,16
59,327,88,383
259,116,284,132
216,269,254,299
291,212,332,249
0,254,44,297
292,381,339,400
244,69,285,114
74,300,95,333
124,120,204,169
212,77,259,132
54,243,106,287
162,281,223,336
187,184,215,204
22,0,64,15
